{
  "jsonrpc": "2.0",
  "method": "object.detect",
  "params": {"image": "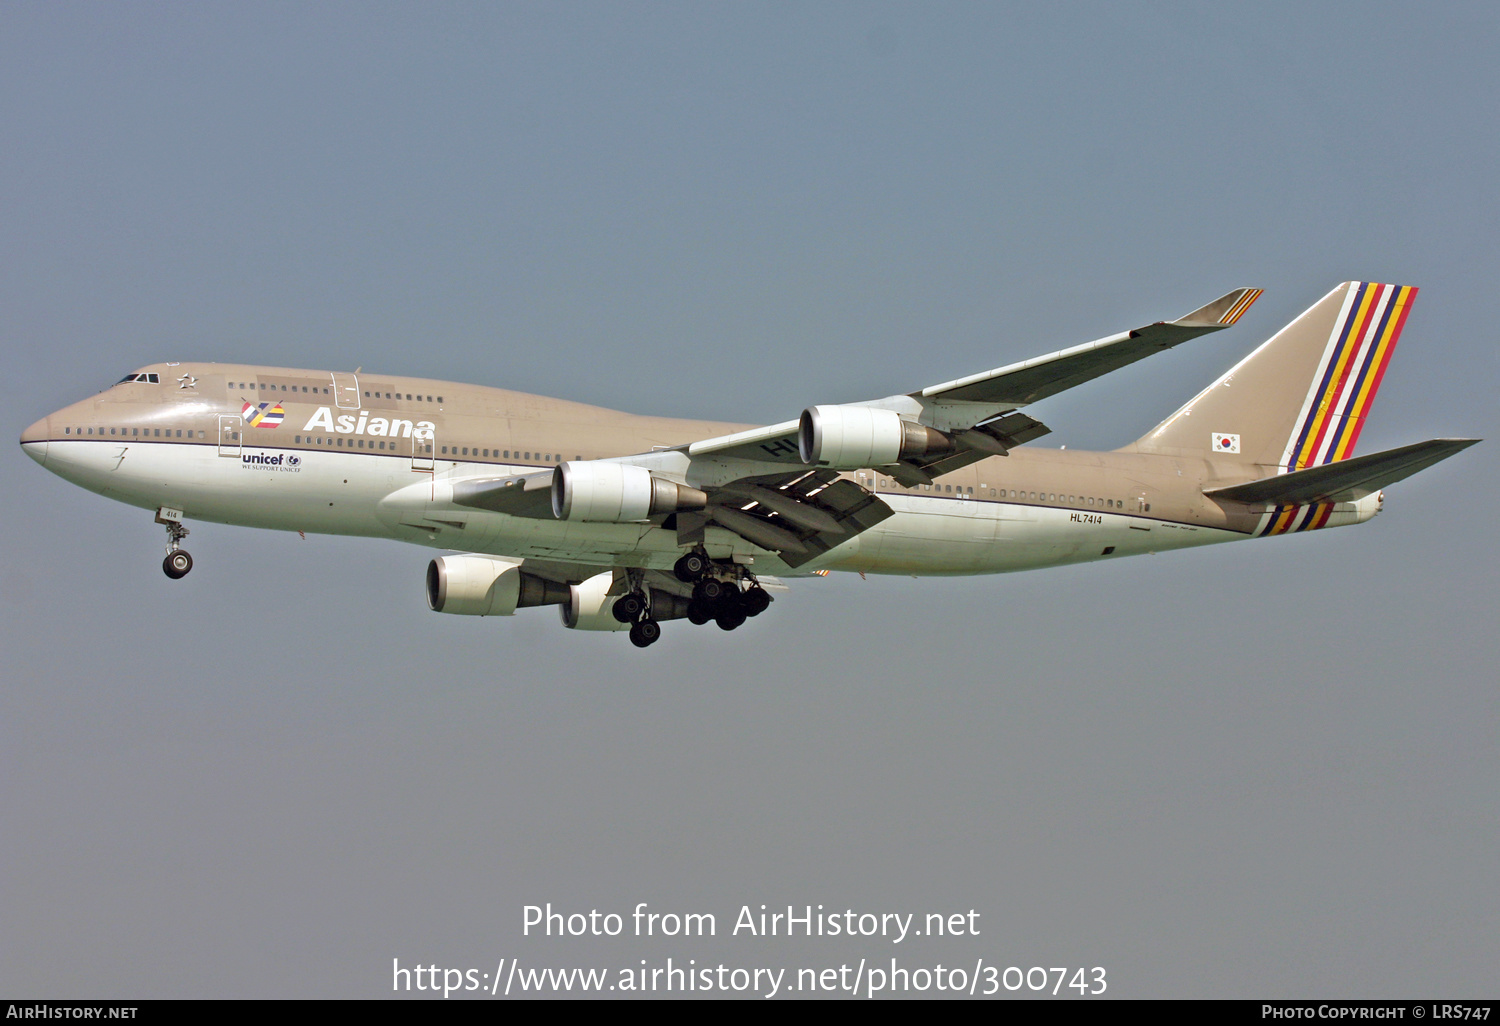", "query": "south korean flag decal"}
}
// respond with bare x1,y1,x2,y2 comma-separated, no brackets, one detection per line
1212,432,1240,454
